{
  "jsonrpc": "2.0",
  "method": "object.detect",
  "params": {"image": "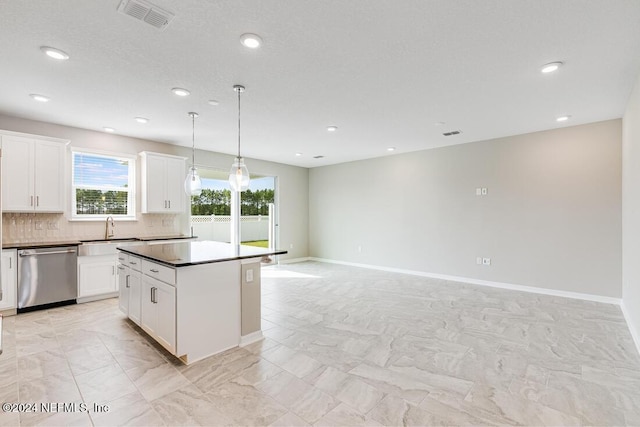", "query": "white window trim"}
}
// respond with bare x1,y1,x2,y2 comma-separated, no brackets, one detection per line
70,148,137,221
